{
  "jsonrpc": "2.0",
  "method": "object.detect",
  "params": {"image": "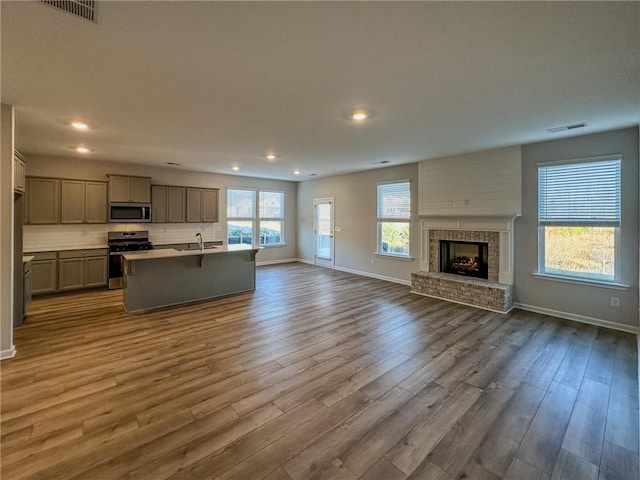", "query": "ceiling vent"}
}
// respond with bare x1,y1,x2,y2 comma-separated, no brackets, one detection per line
546,122,587,133
40,0,97,23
